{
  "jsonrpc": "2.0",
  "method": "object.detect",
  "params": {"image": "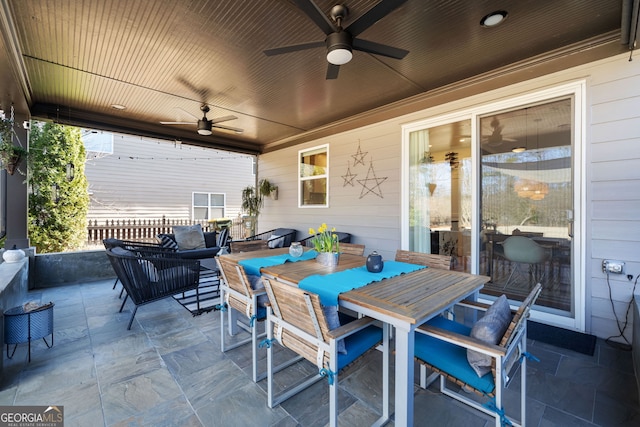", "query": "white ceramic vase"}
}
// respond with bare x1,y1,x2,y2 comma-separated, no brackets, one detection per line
3,246,25,263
